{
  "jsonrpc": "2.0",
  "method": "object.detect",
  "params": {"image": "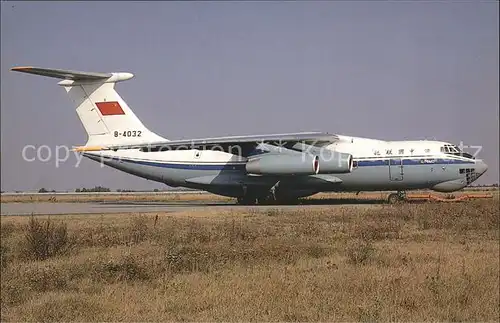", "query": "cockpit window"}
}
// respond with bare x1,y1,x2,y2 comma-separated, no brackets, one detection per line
440,144,475,159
